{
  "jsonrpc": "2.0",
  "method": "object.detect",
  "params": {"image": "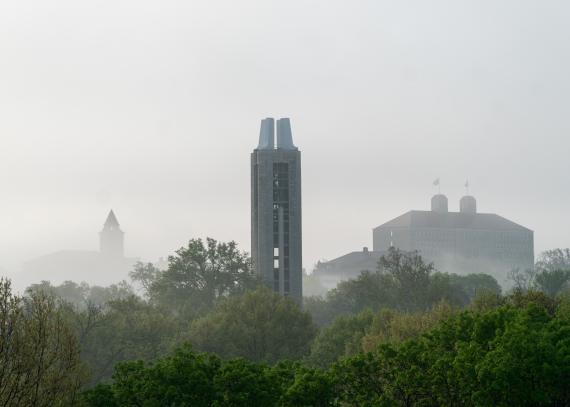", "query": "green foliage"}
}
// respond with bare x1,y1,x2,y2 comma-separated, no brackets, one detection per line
304,270,394,326
83,345,338,407
307,302,457,369
282,366,337,407
26,280,134,310
305,248,499,326
74,295,180,386
449,272,502,300
83,292,570,407
188,286,317,363
214,358,278,406
379,247,434,311
506,289,559,316
23,241,570,404
469,290,504,313
534,269,570,298
0,278,85,406
333,297,570,406
361,301,456,352
307,309,374,368
536,248,570,273
131,238,257,318
112,345,222,407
